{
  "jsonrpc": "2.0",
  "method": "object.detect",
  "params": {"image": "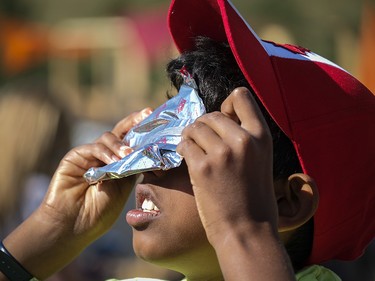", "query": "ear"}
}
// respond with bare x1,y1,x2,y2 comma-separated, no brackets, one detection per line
275,173,319,232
